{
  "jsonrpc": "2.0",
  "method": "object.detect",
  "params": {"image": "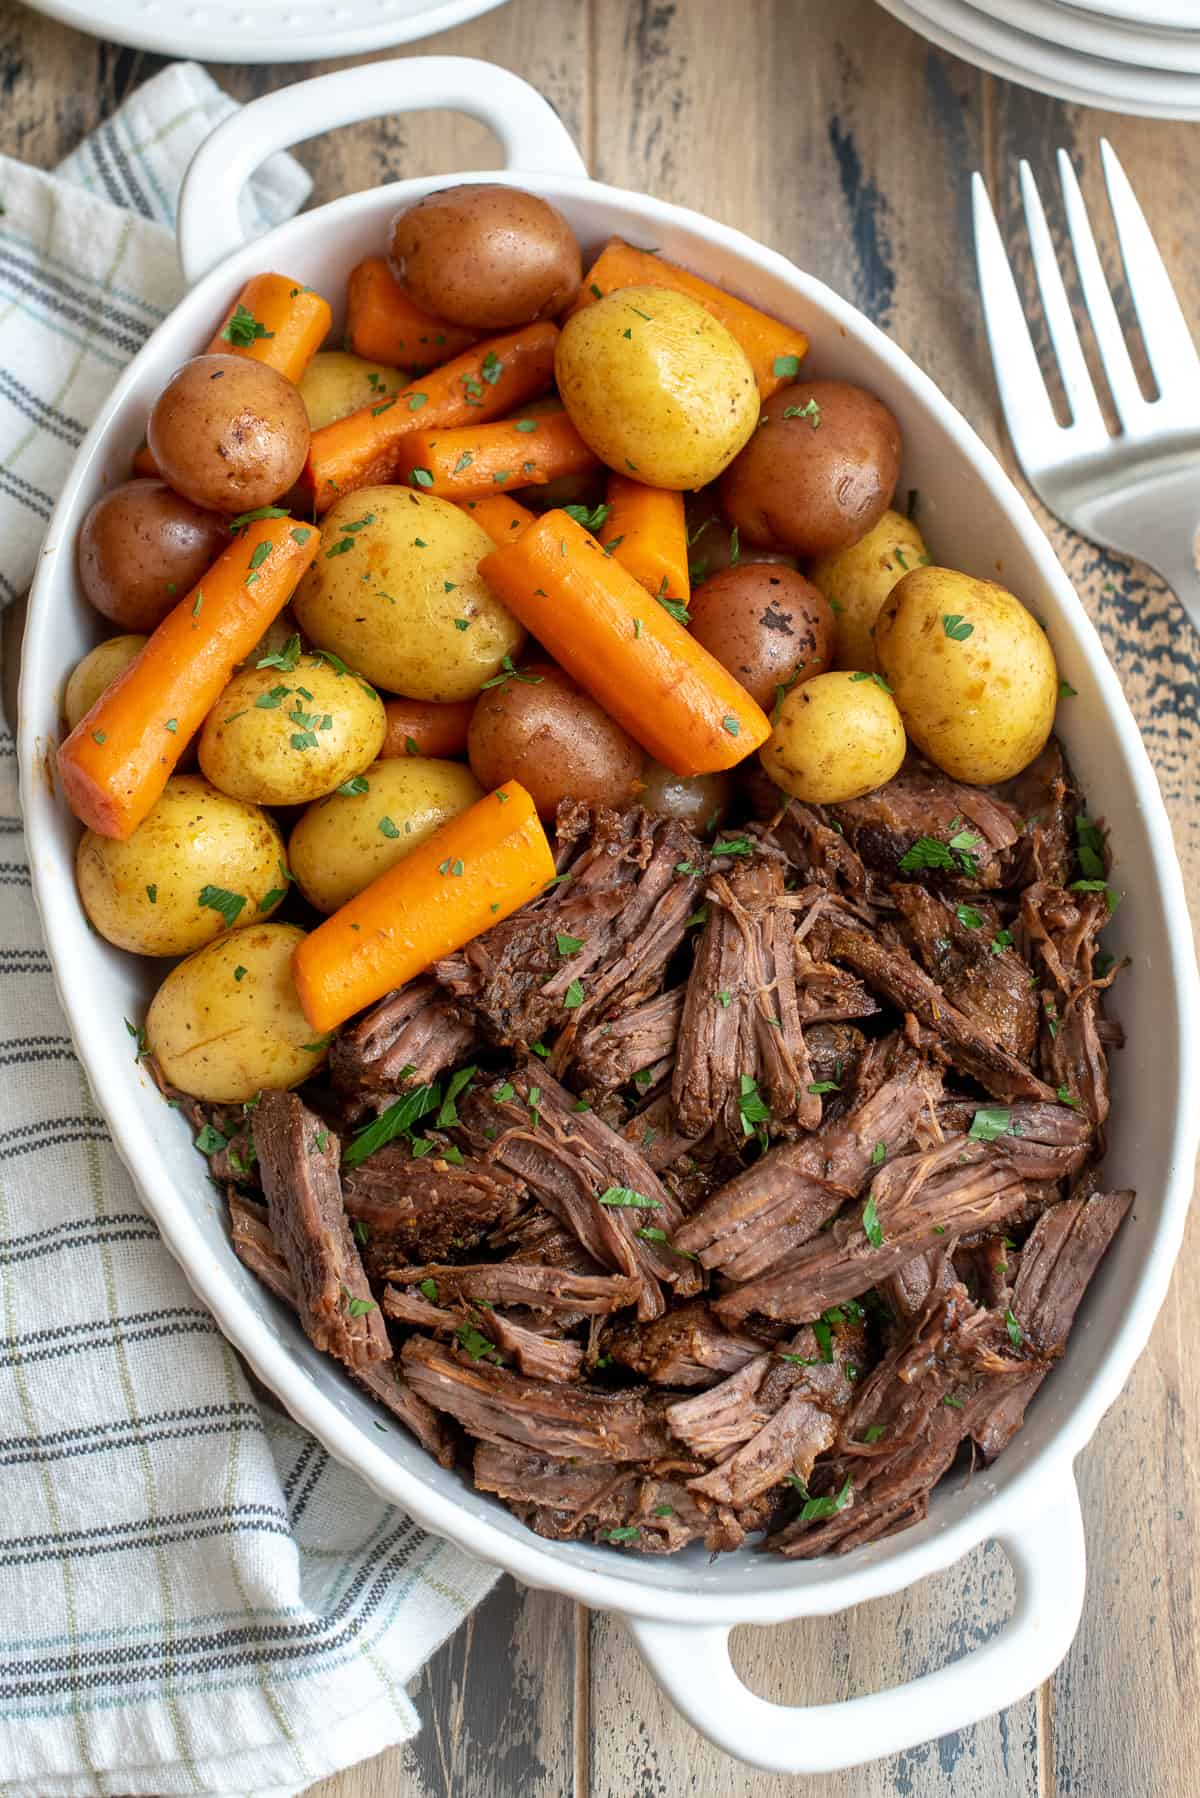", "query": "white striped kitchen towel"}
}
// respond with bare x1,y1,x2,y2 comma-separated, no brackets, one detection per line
0,65,496,1798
